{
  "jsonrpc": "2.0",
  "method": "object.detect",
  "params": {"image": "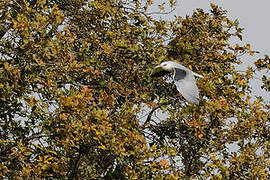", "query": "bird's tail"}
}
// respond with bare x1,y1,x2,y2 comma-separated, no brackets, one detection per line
193,72,204,78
